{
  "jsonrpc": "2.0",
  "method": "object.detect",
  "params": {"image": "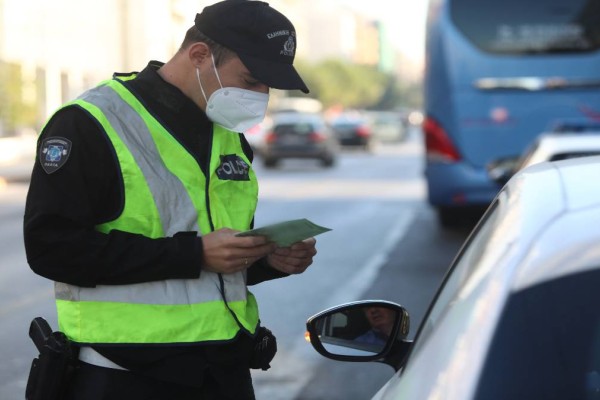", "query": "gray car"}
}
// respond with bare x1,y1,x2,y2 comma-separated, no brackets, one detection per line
307,156,600,399
261,112,337,168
